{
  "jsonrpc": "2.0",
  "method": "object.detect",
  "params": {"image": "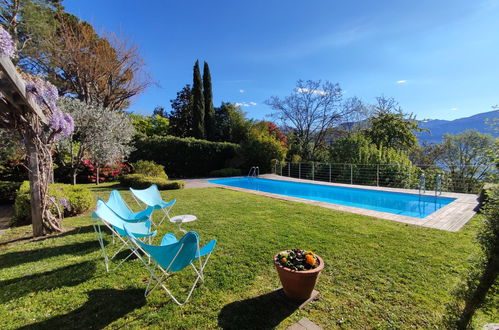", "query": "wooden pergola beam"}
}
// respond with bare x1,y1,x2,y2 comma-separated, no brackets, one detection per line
0,56,48,124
